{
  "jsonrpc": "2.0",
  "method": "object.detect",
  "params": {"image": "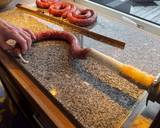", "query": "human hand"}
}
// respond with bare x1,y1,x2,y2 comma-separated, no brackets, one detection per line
0,19,36,54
